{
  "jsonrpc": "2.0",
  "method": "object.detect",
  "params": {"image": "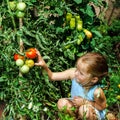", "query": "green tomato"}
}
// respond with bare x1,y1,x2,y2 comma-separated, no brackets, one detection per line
76,35,84,45
66,13,72,22
76,20,83,31
20,65,30,74
9,1,16,11
75,15,81,21
16,2,26,11
76,39,81,45
70,18,75,29
116,95,120,100
16,11,25,18
16,59,24,67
